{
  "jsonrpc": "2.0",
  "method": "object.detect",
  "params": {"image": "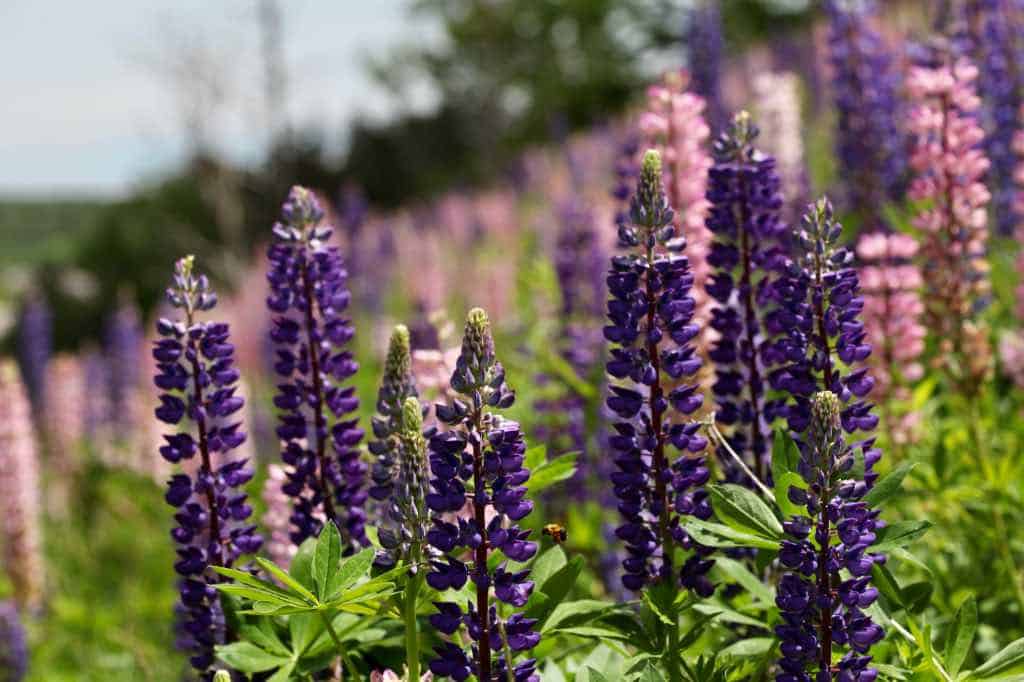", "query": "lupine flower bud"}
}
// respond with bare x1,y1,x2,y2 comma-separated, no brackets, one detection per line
605,148,713,595
213,671,231,682
825,0,906,229
706,112,788,484
775,389,885,681
266,186,367,549
426,308,539,681
0,361,44,611
370,325,418,502
153,256,262,674
0,601,28,681
907,53,993,394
